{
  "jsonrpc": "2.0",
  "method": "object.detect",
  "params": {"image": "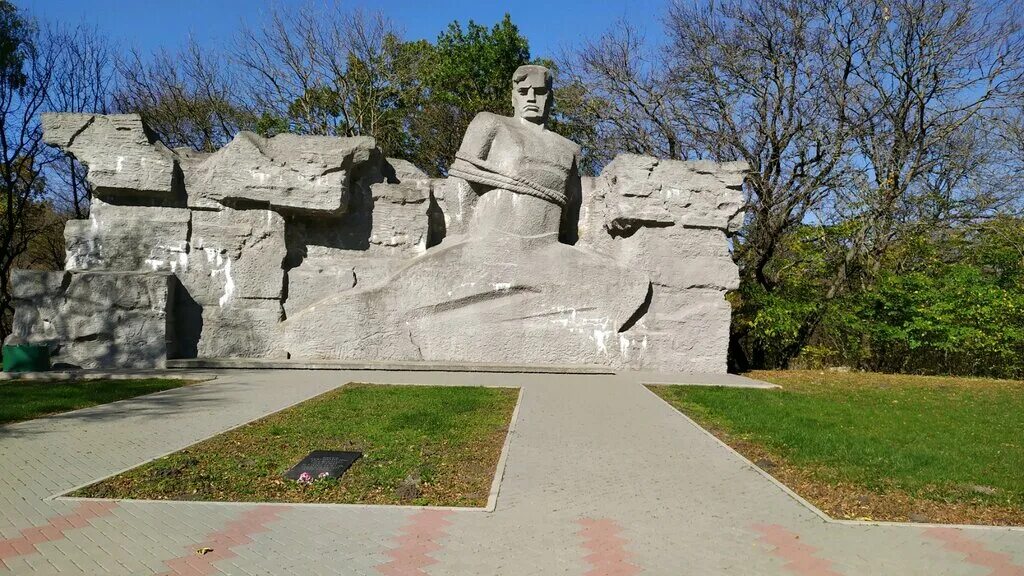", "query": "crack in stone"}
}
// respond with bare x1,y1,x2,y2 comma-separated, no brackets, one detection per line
63,115,97,150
